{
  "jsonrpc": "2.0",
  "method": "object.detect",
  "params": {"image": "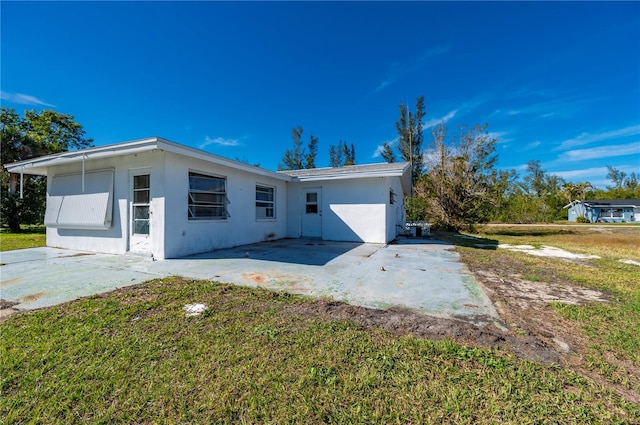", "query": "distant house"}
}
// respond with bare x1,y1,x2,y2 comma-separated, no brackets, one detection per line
3,137,411,259
565,199,640,223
